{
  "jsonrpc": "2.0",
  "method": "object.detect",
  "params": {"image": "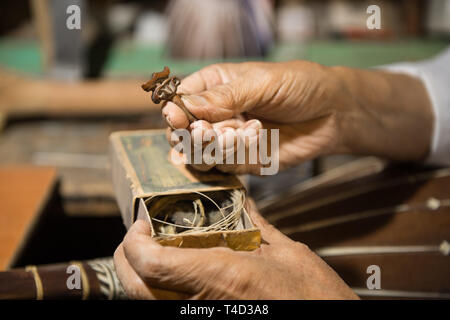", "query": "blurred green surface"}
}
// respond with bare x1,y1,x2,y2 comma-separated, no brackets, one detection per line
0,38,447,77
300,39,448,68
0,39,42,75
